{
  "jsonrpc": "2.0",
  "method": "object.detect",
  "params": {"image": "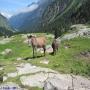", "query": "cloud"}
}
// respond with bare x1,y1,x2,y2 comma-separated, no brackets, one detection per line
1,11,12,18
16,3,39,14
21,4,38,13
